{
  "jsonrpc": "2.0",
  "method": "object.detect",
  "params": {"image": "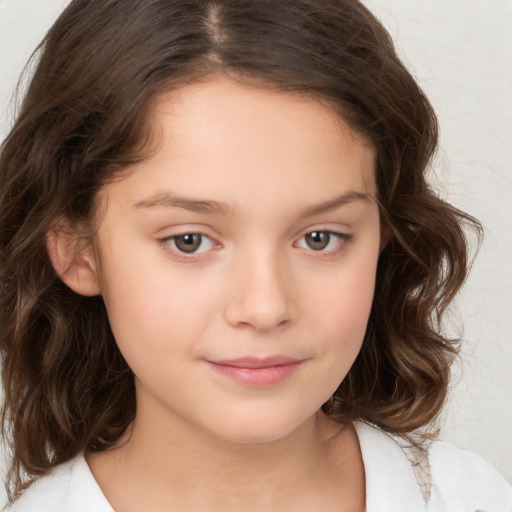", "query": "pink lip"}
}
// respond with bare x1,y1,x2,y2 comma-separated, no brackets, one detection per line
206,356,305,387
